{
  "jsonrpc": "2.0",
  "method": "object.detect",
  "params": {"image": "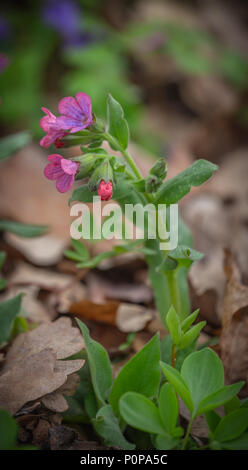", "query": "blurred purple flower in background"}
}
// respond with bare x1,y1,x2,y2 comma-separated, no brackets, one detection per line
0,15,11,42
42,0,90,48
